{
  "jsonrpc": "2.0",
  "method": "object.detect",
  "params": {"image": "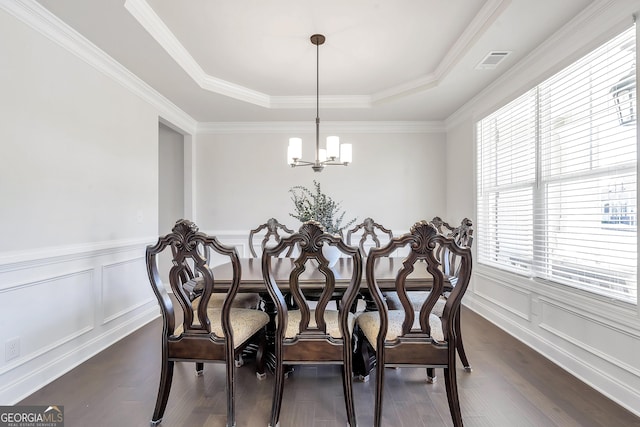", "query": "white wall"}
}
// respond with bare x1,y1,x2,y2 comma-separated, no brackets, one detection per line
0,17,158,251
158,122,185,233
0,5,168,404
195,131,450,247
444,121,475,222
446,0,640,416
